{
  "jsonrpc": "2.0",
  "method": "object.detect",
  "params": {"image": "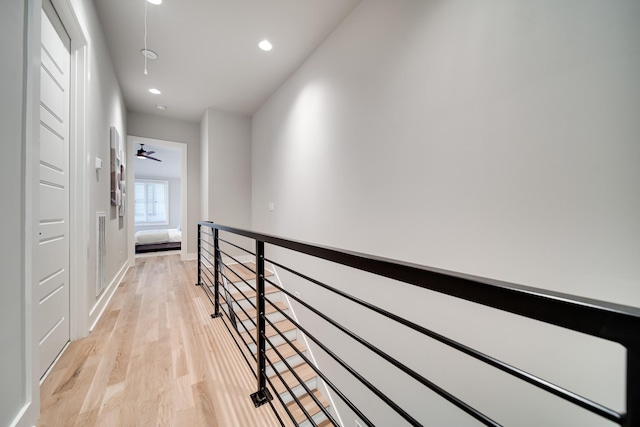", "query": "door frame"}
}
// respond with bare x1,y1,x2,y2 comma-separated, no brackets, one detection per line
22,0,88,424
126,136,189,267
